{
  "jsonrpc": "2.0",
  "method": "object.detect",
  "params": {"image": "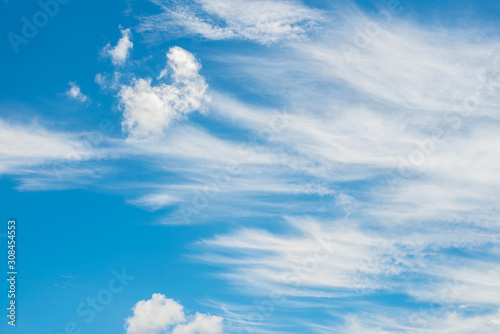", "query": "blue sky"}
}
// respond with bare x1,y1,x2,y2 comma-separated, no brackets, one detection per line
1,0,500,333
